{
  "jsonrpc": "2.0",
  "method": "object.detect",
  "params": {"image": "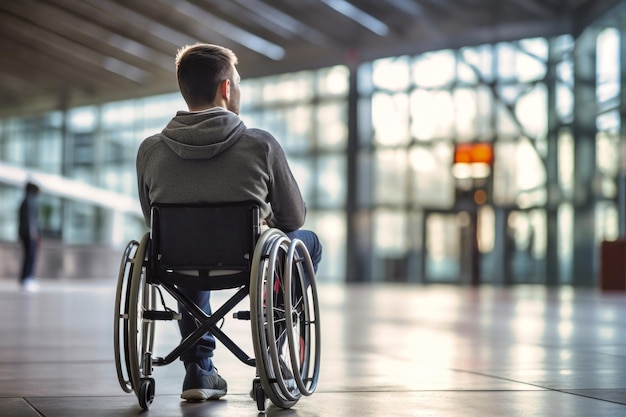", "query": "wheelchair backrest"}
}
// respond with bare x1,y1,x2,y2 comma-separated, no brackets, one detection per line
150,201,261,273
